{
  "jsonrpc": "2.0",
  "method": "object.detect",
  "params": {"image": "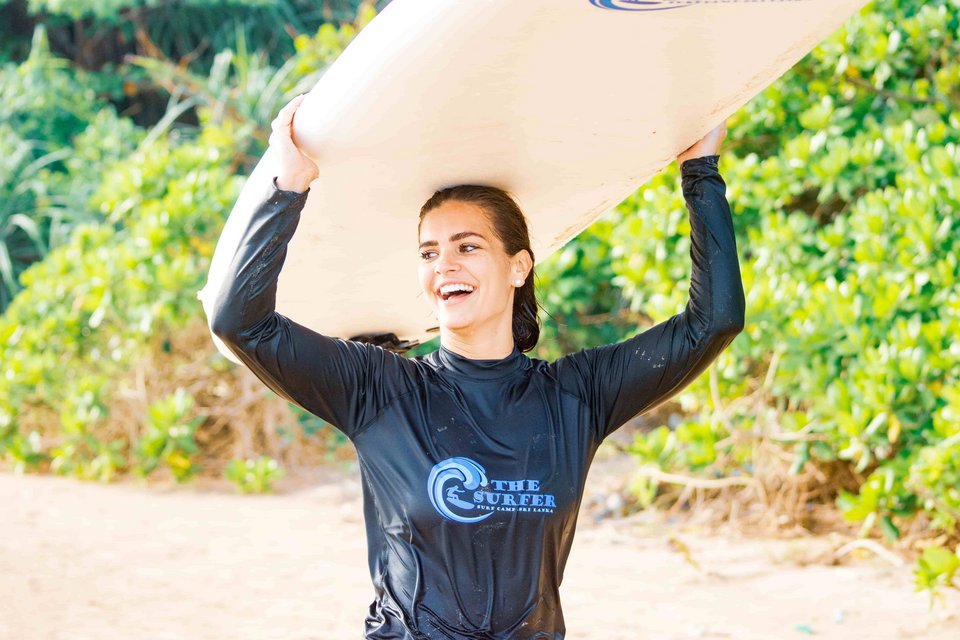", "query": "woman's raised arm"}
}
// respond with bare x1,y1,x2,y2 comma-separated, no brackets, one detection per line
208,96,416,438
550,122,746,441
